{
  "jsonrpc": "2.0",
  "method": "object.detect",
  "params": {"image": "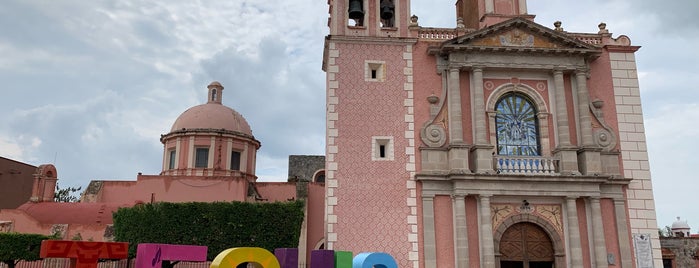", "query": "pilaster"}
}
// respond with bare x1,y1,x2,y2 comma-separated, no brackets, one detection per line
422,196,437,268
553,69,579,175
614,199,634,267
479,195,495,267
590,197,608,268
447,68,471,173
453,194,469,268
575,69,602,175
565,196,583,267
470,67,494,174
